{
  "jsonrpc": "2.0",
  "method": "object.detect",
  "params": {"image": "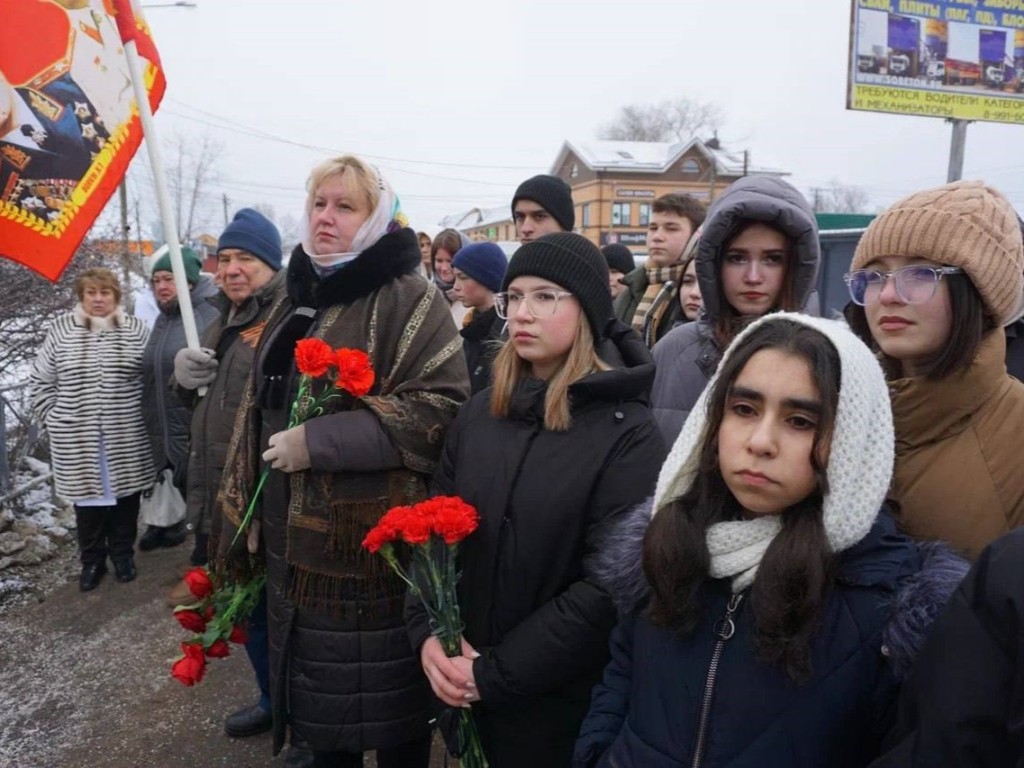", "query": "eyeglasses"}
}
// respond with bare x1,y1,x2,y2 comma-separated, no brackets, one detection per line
494,289,574,319
843,265,963,306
